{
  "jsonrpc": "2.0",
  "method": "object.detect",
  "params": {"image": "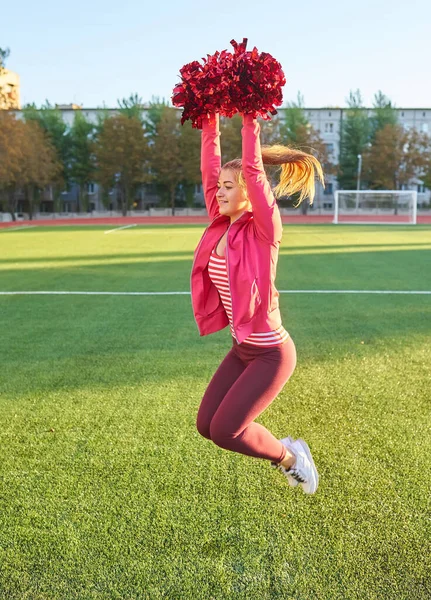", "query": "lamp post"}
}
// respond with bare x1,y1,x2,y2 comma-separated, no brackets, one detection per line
356,154,362,190
355,154,362,211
